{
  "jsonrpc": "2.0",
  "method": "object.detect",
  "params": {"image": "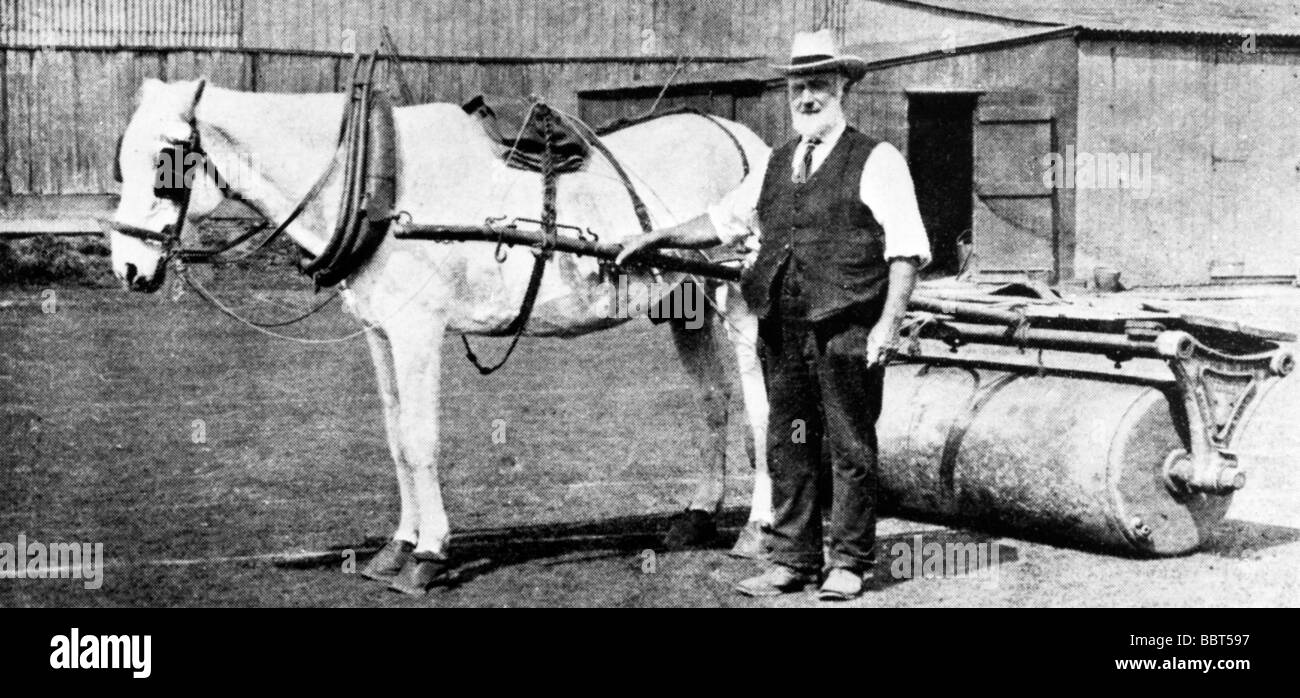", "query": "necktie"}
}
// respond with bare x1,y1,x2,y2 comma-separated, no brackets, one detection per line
794,136,821,184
